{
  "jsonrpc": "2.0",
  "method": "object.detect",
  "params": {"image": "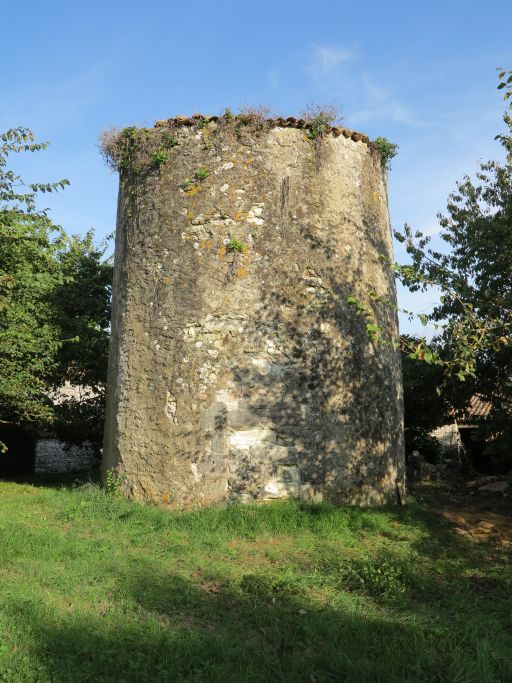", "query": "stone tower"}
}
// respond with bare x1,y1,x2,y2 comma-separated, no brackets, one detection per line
102,114,405,508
